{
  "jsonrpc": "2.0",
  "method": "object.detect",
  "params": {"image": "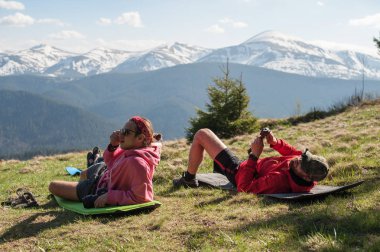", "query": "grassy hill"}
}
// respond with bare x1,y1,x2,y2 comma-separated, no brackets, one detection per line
0,100,379,251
